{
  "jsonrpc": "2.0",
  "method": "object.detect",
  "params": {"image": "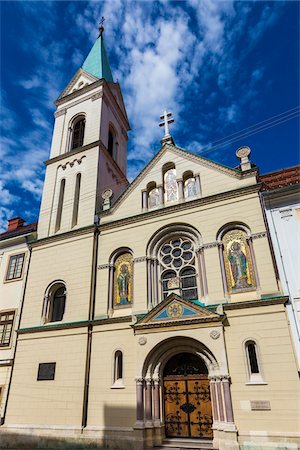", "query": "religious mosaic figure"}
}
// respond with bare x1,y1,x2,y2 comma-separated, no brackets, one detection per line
184,177,197,199
148,188,160,209
164,168,178,202
222,229,255,293
114,253,133,307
